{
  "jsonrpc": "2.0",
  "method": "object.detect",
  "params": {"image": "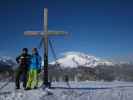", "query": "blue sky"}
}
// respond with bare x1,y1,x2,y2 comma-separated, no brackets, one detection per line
0,0,133,61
